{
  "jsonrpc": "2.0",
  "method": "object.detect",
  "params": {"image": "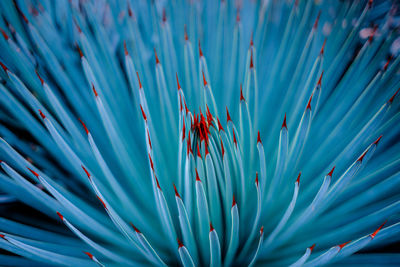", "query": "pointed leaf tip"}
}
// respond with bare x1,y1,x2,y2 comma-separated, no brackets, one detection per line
196,142,202,158
257,131,262,144
176,73,181,90
202,71,207,86
154,48,160,64
306,93,313,110
388,88,399,104
320,38,327,55
240,84,245,101
232,129,237,146
327,166,335,177
199,40,203,57
220,138,225,158
78,118,89,135
96,195,107,209
282,113,287,129
123,41,128,55
226,107,232,123
317,71,324,86
370,220,387,239
27,167,39,178
357,150,368,163
92,84,98,97
313,11,321,29
217,118,224,132
56,211,64,221
136,72,142,89
81,165,91,179
38,109,46,119
35,70,44,85
373,135,382,145
260,226,264,235
184,25,188,41
250,50,254,69
0,61,9,73
140,105,147,121
255,172,259,186
76,44,83,58
0,27,9,40
232,195,236,207
296,172,301,184
195,168,201,181
173,184,181,198
210,222,214,232
130,222,141,233
177,238,184,248
155,175,162,191
84,252,94,259
148,153,154,171
309,244,316,252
